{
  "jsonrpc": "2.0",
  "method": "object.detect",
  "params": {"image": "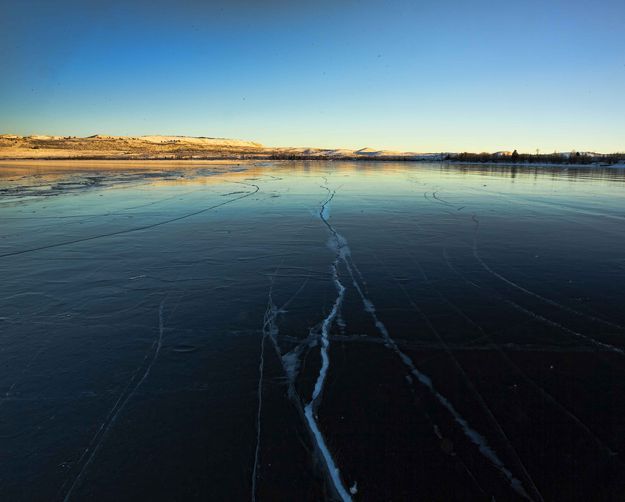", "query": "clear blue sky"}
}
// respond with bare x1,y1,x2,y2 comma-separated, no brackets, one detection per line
2,0,624,152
